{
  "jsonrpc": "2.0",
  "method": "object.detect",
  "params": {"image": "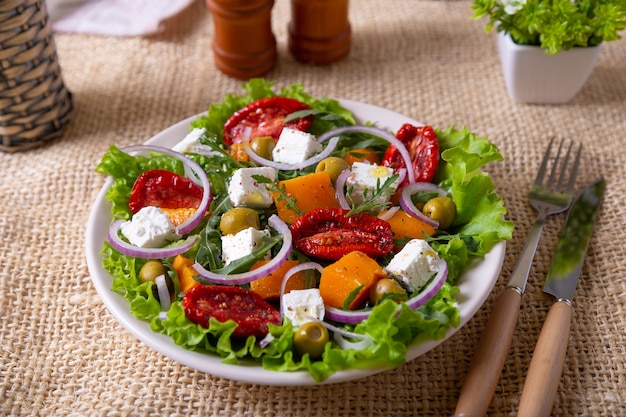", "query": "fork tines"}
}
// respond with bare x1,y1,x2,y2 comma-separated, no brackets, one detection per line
535,138,582,195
